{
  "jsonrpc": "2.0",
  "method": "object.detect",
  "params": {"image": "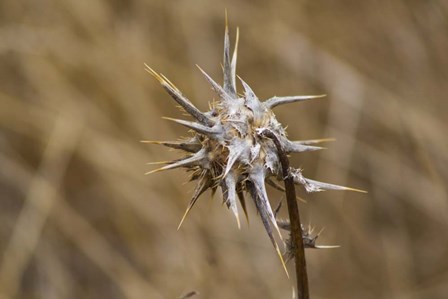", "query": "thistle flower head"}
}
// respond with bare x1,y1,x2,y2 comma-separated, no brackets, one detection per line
144,20,365,269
